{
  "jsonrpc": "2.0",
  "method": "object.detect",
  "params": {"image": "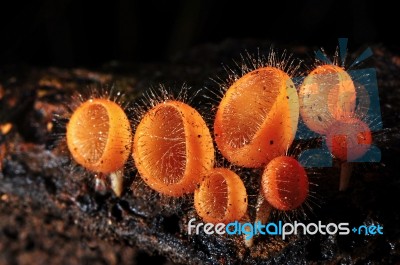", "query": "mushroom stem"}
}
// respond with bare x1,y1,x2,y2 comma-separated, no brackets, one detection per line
244,193,273,248
255,194,273,225
339,162,353,191
109,169,124,197
242,213,253,248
